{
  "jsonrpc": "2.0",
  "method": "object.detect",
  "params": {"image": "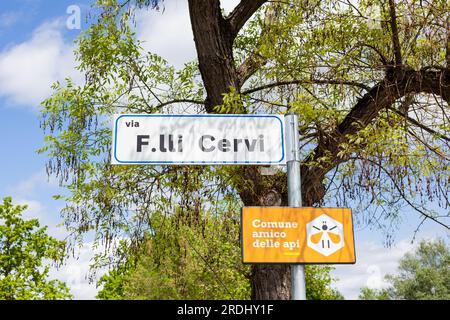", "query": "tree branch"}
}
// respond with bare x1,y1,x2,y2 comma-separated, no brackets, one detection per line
407,129,450,161
153,99,205,110
349,156,450,232
242,79,371,95
300,68,450,206
387,106,450,143
236,54,266,88
446,16,450,67
359,43,388,66
227,0,268,38
236,3,281,87
338,68,450,137
388,0,402,66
